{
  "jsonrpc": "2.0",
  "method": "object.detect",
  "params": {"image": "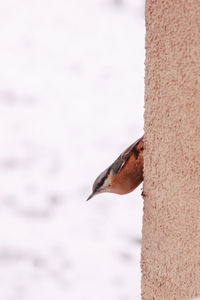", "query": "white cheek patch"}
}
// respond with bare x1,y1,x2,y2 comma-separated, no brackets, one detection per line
102,176,111,191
